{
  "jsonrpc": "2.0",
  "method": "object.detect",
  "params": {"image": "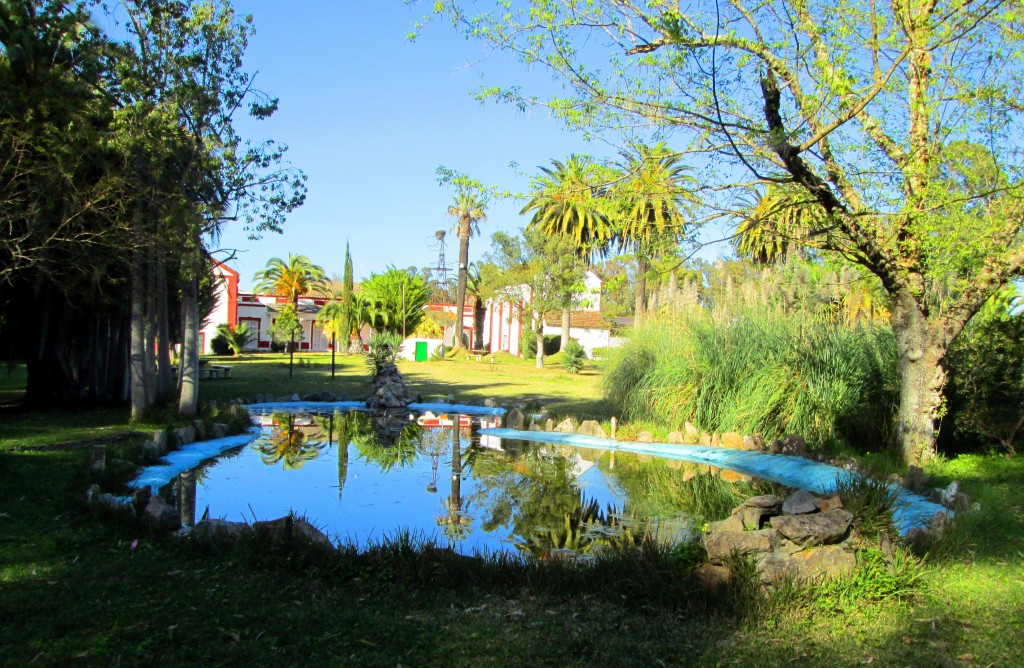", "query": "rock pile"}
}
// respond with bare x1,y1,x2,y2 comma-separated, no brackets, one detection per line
699,489,857,587
366,362,413,410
